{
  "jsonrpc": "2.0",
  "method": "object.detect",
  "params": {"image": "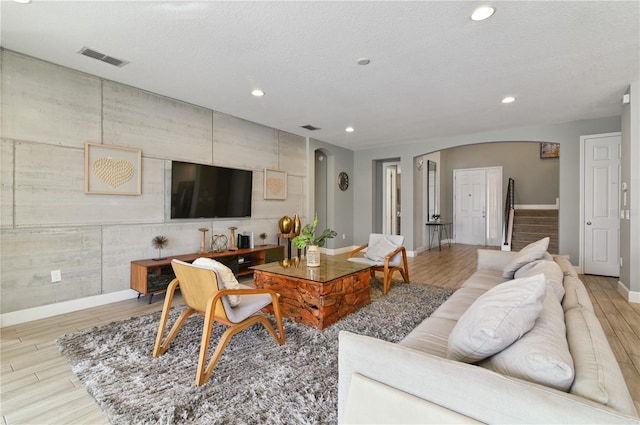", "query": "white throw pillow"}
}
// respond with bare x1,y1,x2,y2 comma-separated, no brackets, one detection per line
192,257,241,307
514,259,565,302
365,237,398,262
479,287,575,391
502,237,550,279
447,273,547,363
